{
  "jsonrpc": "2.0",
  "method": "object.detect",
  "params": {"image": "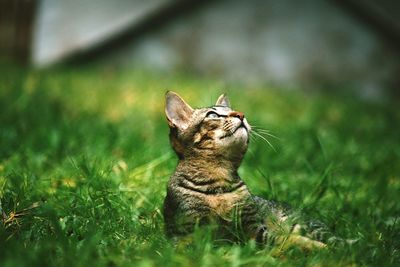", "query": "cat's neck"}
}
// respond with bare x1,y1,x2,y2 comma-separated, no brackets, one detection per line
176,157,240,180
